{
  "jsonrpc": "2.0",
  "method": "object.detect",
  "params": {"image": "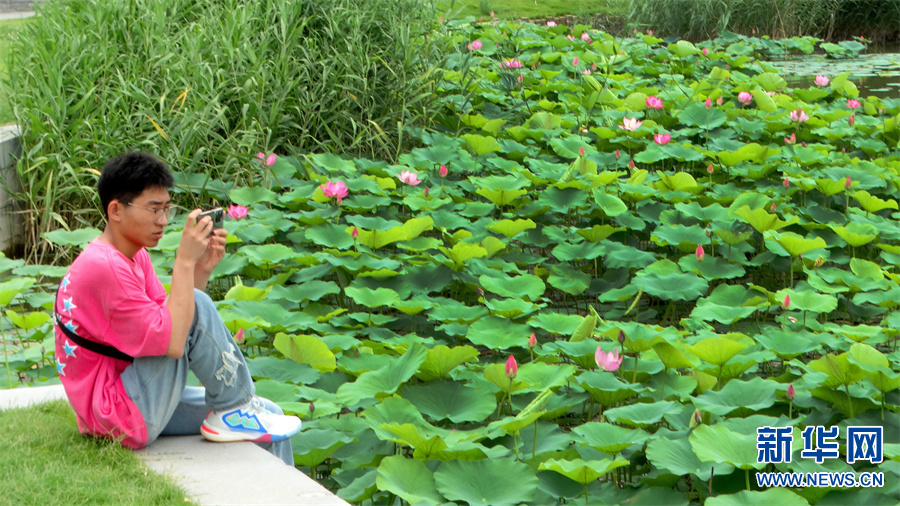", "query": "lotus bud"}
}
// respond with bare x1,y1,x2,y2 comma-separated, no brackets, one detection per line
234,328,245,343
614,149,621,159
690,409,703,428
528,333,537,348
848,115,855,126
309,402,316,414
696,244,705,262
618,330,626,344
439,164,448,177
702,47,708,56
704,97,712,109
782,294,790,310
351,227,359,239
572,57,579,66
716,97,723,105
845,176,852,190
579,146,585,156
707,164,714,174
505,355,518,379
783,177,789,188
628,160,636,169
786,384,796,401
705,228,711,237
477,287,484,296
801,142,807,148
771,203,776,212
